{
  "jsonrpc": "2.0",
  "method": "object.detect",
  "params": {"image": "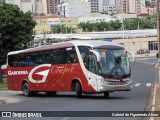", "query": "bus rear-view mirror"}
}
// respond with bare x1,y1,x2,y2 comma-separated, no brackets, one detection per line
127,51,135,62
89,50,101,62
